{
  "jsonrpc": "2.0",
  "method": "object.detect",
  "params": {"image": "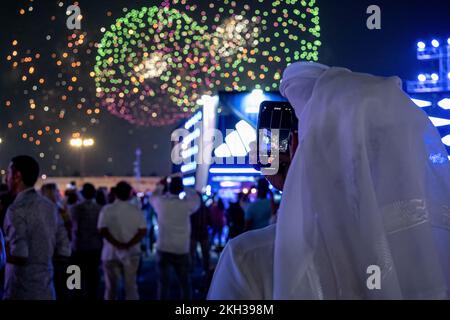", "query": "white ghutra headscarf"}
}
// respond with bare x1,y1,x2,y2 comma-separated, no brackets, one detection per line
275,62,450,299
